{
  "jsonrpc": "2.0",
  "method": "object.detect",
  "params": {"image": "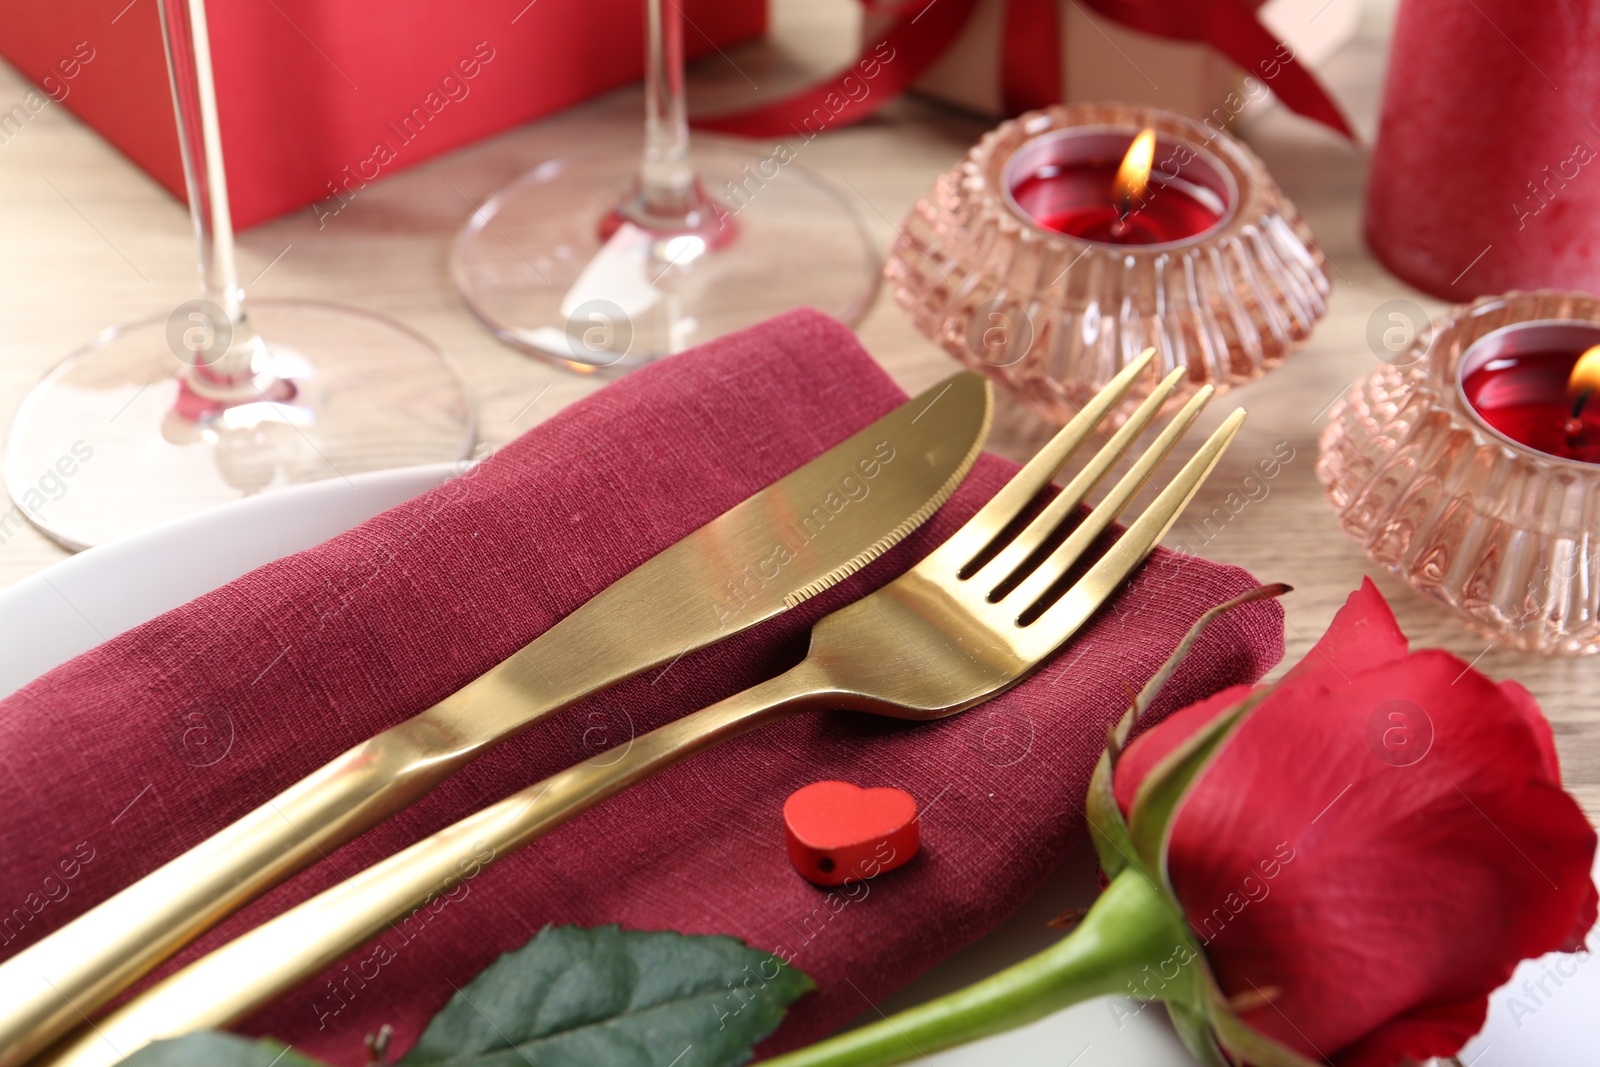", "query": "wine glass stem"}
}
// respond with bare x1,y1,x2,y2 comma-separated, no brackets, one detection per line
158,0,260,386
638,0,697,217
